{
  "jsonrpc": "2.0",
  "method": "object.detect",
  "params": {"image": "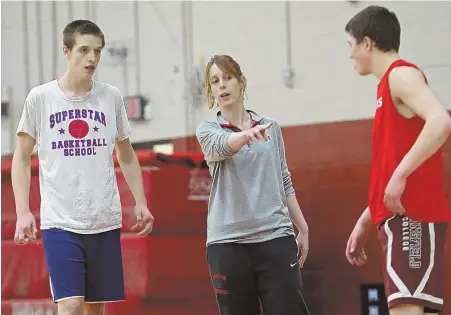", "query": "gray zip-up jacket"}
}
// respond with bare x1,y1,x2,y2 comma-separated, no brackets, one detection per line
196,110,295,245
